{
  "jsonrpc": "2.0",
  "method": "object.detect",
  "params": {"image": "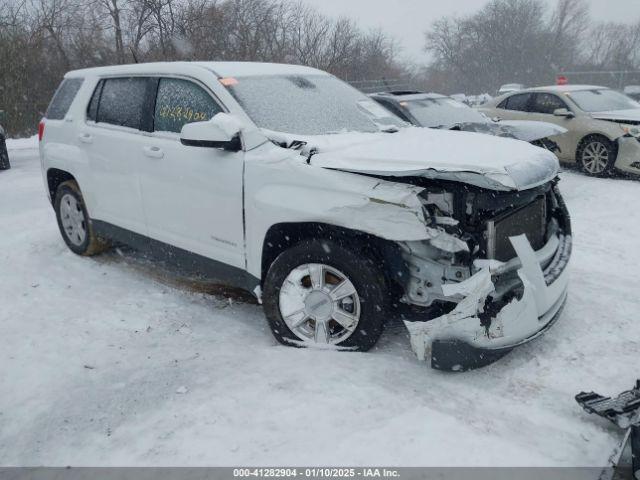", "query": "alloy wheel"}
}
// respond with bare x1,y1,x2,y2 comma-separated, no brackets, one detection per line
278,263,361,345
581,141,610,174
